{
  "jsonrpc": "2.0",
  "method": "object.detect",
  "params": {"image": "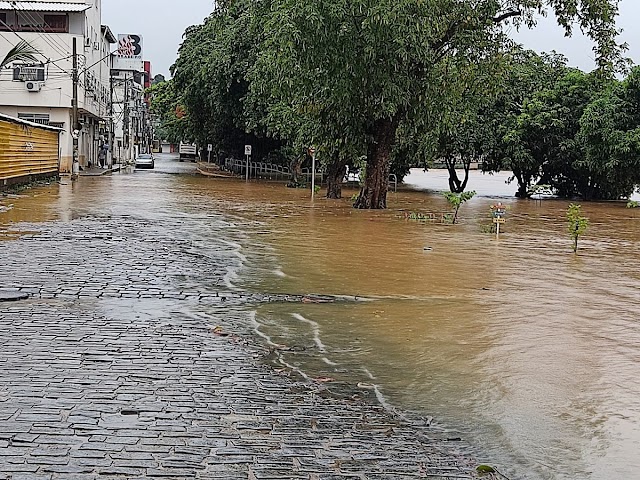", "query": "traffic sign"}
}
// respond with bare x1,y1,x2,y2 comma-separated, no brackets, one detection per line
207,144,213,152
244,145,252,156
